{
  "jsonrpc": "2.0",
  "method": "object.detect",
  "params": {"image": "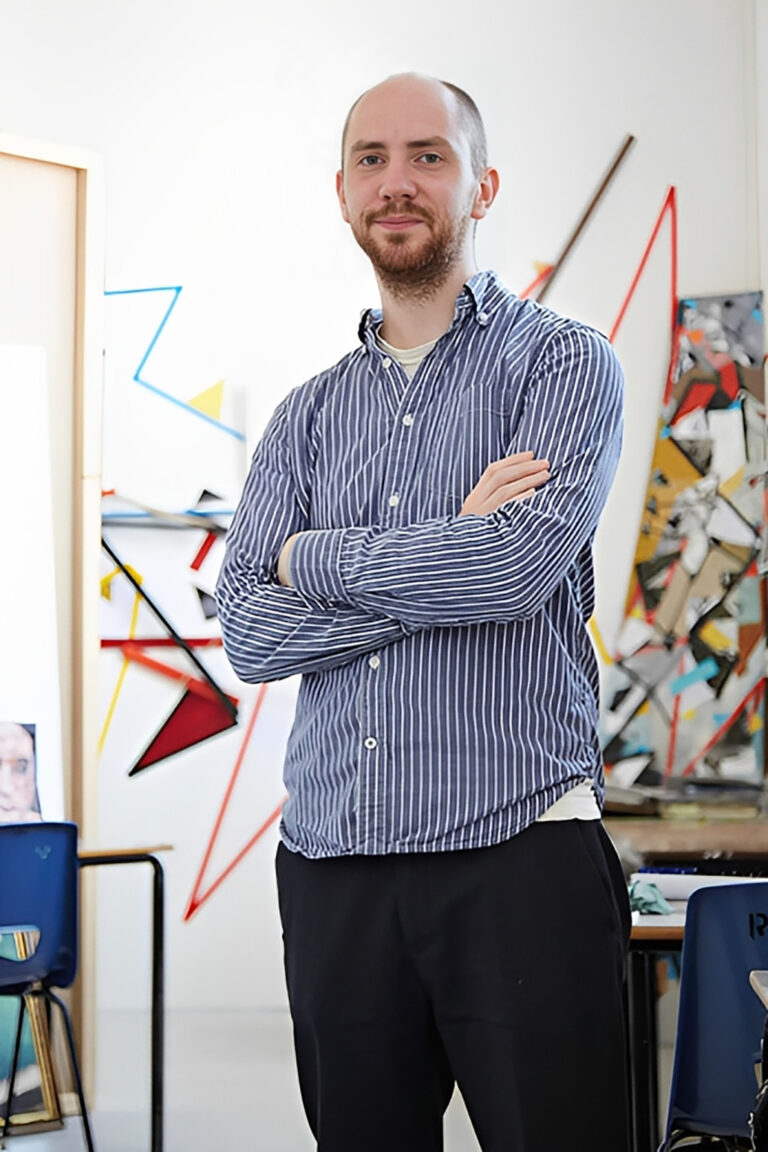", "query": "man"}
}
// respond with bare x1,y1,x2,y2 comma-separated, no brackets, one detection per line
0,723,41,823
217,73,630,1152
